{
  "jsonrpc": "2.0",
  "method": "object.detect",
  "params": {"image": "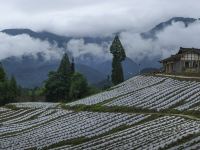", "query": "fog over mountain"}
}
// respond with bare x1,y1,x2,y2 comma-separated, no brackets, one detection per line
1,17,200,64
1,17,200,87
1,0,200,36
1,0,200,87
121,18,200,62
1,0,200,63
